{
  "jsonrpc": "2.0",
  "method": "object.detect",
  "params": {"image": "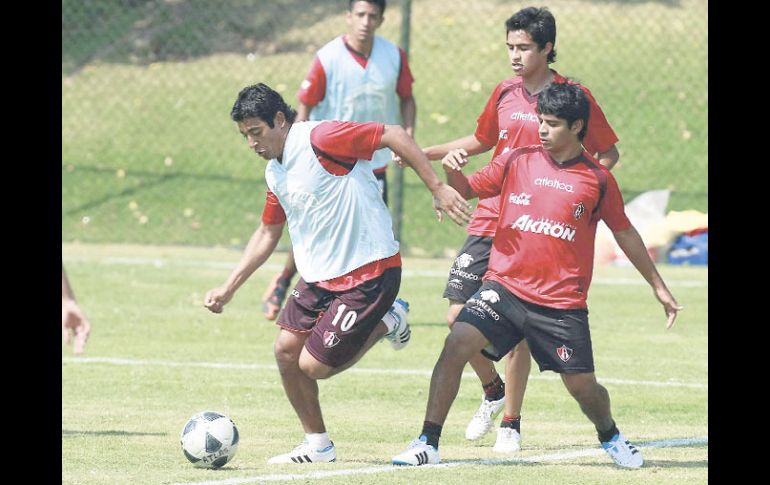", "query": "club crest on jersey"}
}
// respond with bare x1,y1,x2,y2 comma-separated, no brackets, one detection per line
323,331,340,349
556,344,573,362
573,202,585,220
